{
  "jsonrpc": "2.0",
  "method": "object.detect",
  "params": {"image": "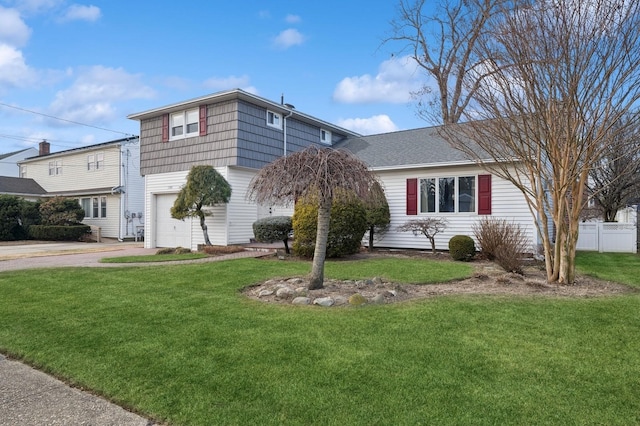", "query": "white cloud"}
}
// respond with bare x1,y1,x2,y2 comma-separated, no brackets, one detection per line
337,115,399,136
0,7,31,47
273,28,305,49
0,43,36,89
5,0,62,14
285,14,301,24
49,66,155,124
60,4,100,22
333,56,422,104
